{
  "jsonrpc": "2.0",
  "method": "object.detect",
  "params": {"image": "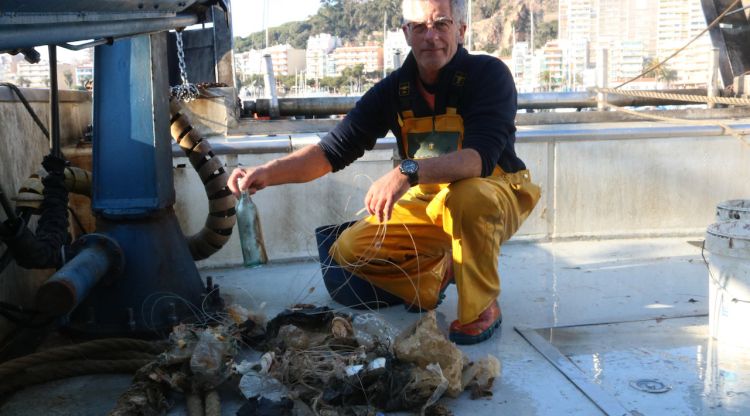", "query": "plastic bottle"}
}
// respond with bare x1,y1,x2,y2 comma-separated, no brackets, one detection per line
236,192,268,267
